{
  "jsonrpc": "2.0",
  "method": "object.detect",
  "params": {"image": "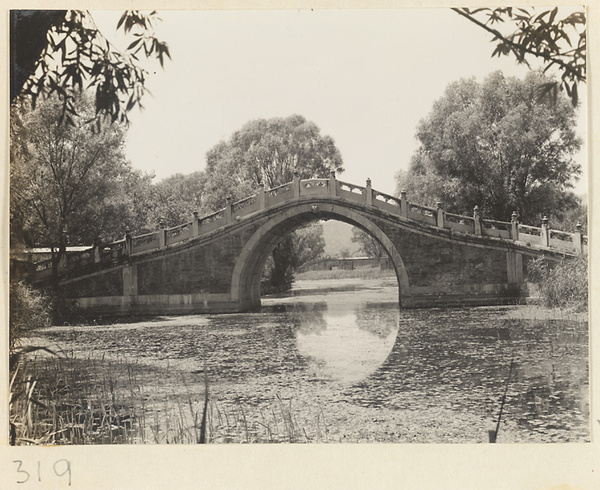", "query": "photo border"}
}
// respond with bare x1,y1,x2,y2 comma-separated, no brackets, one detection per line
2,1,598,488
